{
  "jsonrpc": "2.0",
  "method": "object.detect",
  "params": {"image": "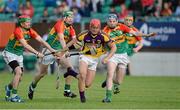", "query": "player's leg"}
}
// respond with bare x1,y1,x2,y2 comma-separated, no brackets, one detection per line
28,49,55,100
100,53,108,88
9,65,24,102
85,69,96,88
101,76,107,88
63,57,79,79
28,64,48,100
5,81,13,100
64,76,77,98
2,51,24,102
79,55,98,103
113,53,129,94
102,61,117,103
85,57,98,88
113,65,126,94
58,57,77,98
78,56,88,103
